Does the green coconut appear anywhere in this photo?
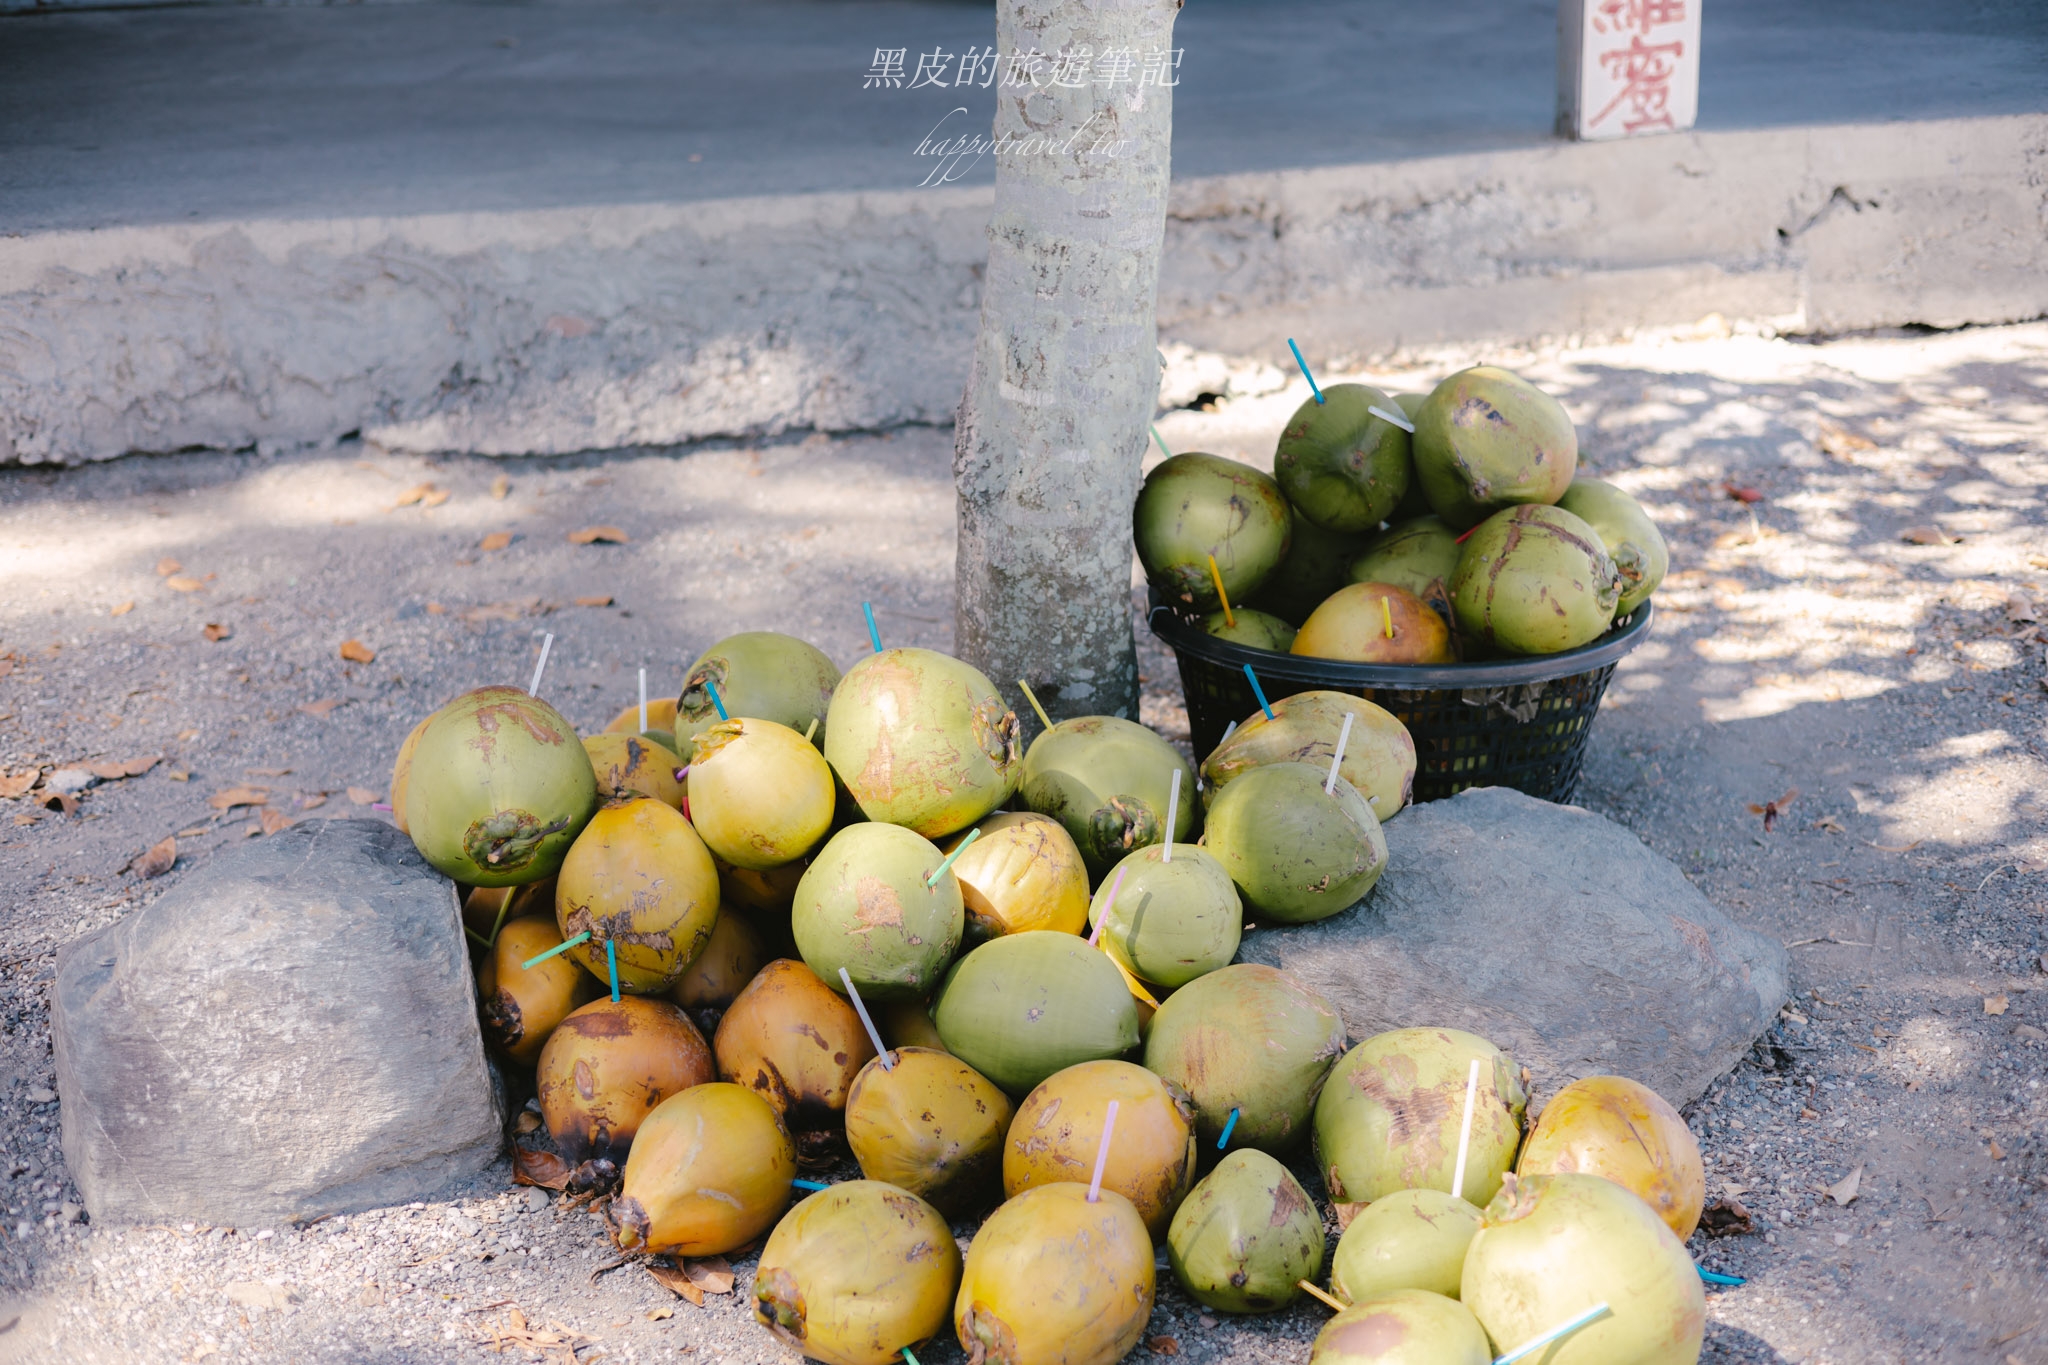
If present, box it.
[1555,477,1669,618]
[1331,1189,1484,1302]
[1411,367,1578,530]
[1314,1028,1528,1210]
[1346,516,1461,625]
[792,823,965,1002]
[824,648,1022,839]
[1135,451,1293,613]
[1247,516,1372,627]
[1385,394,1436,523]
[1142,963,1347,1154]
[754,1180,961,1365]
[1167,1149,1326,1314]
[1200,762,1386,923]
[675,631,841,760]
[1200,691,1416,823]
[1273,384,1414,535]
[1202,607,1298,653]
[1310,1290,1492,1365]
[1087,844,1242,990]
[404,685,600,887]
[1450,504,1620,656]
[931,931,1140,1096]
[1019,715,1200,880]
[1462,1173,1706,1365]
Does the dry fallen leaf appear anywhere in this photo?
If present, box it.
[1988,1137,2006,1160]
[1700,1198,1754,1237]
[1870,839,1923,853]
[2007,596,2040,624]
[425,601,447,615]
[646,1262,704,1307]
[164,576,204,593]
[298,793,327,811]
[1817,421,1877,459]
[1828,1165,1863,1206]
[684,1256,734,1296]
[133,836,178,879]
[390,483,439,509]
[339,639,376,664]
[421,488,451,508]
[512,1146,572,1190]
[202,623,232,643]
[1985,994,2009,1016]
[1813,815,1847,834]
[480,531,514,552]
[39,791,79,816]
[646,1307,673,1322]
[1148,1337,1181,1356]
[491,474,511,500]
[0,770,42,799]
[87,756,161,781]
[1901,526,1957,546]
[258,807,295,836]
[568,526,629,545]
[110,600,135,617]
[1722,481,1764,504]
[155,557,182,576]
[346,787,379,806]
[298,699,343,718]
[167,768,190,782]
[574,595,614,608]
[514,1110,542,1136]
[207,786,269,811]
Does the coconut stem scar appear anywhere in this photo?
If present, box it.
[1087,1100,1120,1203]
[705,679,729,722]
[862,601,883,653]
[1242,664,1276,721]
[1297,1281,1344,1312]
[1016,679,1055,732]
[523,931,590,969]
[1286,338,1324,405]
[1217,1107,1240,1150]
[928,827,979,887]
[839,968,893,1070]
[1207,554,1236,628]
[1324,712,1354,796]
[1492,1303,1611,1364]
[605,939,620,1002]
[527,632,555,698]
[1087,867,1128,948]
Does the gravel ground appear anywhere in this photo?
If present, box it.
[1,319,2044,1364]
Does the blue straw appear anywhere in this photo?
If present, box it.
[901,1351,920,1365]
[1217,1108,1240,1150]
[605,939,620,1002]
[1491,1303,1611,1365]
[705,679,729,721]
[1699,1269,1745,1287]
[863,602,883,653]
[522,931,589,969]
[1242,664,1275,721]
[791,1178,829,1191]
[1287,339,1324,405]
[1149,424,1171,458]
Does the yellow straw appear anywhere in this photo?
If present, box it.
[1207,555,1236,628]
[1381,596,1394,639]
[1298,1281,1346,1313]
[1016,679,1055,732]
[803,716,819,744]
[1102,947,1161,1008]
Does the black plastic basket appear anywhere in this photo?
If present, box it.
[1148,595,1654,805]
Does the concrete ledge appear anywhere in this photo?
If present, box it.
[3,112,2044,465]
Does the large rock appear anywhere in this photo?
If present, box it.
[53,818,503,1226]
[1237,788,1788,1107]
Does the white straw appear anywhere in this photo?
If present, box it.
[1220,719,1238,744]
[1491,1303,1612,1365]
[1163,768,1181,863]
[1451,1057,1481,1201]
[1368,404,1416,434]
[839,968,893,1071]
[638,667,648,734]
[1087,1100,1120,1203]
[527,633,554,697]
[1324,712,1355,795]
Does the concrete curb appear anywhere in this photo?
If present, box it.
[4,112,2043,465]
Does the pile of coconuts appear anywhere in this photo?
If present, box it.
[392,627,1712,1365]
[1135,366,1671,661]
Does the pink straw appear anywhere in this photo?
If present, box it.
[1086,868,1127,948]
[1087,1100,1120,1203]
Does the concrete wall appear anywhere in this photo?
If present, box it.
[2,112,2043,465]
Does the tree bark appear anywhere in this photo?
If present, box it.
[953,0,1181,734]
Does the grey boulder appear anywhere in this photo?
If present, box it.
[1237,787,1789,1107]
[53,818,503,1226]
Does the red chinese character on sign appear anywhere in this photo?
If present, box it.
[1592,0,1687,36]
[1590,35,1684,133]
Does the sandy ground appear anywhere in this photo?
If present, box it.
[0,319,2044,1365]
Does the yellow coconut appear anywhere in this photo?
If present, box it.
[609,1081,795,1255]
[713,958,877,1163]
[1199,690,1416,823]
[1293,582,1455,664]
[756,1181,962,1365]
[536,994,716,1163]
[554,796,720,993]
[667,910,765,1034]
[880,999,948,1052]
[955,1182,1155,1365]
[944,811,1091,942]
[1516,1075,1706,1240]
[846,1047,1014,1217]
[480,916,601,1066]
[606,697,679,736]
[1003,1060,1197,1242]
[462,876,556,943]
[689,717,836,870]
[583,731,686,807]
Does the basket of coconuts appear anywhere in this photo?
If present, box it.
[1138,366,1663,804]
